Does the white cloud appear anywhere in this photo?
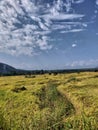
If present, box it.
[96,0,98,5]
[41,13,84,21]
[37,36,52,50]
[0,0,87,56]
[72,44,77,48]
[72,0,85,4]
[68,29,85,32]
[65,59,98,68]
[60,28,85,33]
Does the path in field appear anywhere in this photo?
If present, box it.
[57,85,83,116]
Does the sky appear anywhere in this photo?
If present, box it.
[0,0,98,70]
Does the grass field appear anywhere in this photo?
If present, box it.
[0,72,98,130]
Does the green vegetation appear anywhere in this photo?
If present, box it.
[0,72,98,129]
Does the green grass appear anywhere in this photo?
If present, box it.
[0,72,98,129]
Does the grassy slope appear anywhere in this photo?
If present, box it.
[0,72,98,130]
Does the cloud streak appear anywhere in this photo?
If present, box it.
[65,59,98,68]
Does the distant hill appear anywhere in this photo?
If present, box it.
[0,63,38,76]
[0,63,16,75]
[0,62,98,76]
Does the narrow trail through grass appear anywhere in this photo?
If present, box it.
[57,85,83,115]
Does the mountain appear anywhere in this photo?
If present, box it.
[0,62,98,76]
[0,63,16,75]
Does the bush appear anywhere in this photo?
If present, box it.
[25,75,36,78]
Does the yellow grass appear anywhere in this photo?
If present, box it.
[0,72,98,129]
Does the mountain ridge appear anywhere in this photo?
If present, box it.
[0,62,98,76]
[0,62,16,75]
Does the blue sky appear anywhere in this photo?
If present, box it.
[0,0,98,70]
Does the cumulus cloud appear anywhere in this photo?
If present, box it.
[0,0,87,56]
[72,44,77,48]
[96,0,98,5]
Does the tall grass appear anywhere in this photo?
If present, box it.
[0,73,98,129]
[0,111,10,130]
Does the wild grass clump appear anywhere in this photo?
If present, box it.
[25,75,36,78]
[11,86,27,93]
[64,113,98,130]
[66,77,80,83]
[93,75,98,78]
